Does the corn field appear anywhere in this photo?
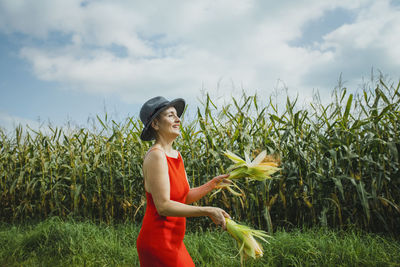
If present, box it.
[1,78,399,234]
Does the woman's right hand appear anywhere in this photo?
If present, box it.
[206,207,231,230]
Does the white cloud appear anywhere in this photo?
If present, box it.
[303,0,400,95]
[322,1,400,63]
[1,0,399,107]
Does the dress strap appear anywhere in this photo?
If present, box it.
[148,147,165,153]
[144,147,180,159]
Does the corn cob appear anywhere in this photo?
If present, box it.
[225,218,271,265]
[224,150,280,181]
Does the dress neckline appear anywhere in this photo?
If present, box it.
[165,152,180,160]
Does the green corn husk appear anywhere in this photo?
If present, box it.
[225,218,271,265]
[224,150,281,181]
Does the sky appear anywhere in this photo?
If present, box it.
[1,0,399,133]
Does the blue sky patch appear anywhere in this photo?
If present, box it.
[289,8,356,48]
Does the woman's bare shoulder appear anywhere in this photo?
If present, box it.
[143,148,166,167]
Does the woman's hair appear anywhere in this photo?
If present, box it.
[149,113,162,140]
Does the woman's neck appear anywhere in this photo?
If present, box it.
[154,138,175,155]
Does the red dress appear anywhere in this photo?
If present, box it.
[136,151,195,267]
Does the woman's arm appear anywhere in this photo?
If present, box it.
[144,150,230,228]
[185,174,229,204]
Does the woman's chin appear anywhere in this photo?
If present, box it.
[169,130,180,138]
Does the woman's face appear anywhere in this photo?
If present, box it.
[152,106,181,139]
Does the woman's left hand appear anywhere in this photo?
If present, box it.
[210,174,231,190]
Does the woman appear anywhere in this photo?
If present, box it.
[136,96,230,267]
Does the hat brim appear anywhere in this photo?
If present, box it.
[140,98,185,141]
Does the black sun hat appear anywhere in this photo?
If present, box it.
[139,96,185,141]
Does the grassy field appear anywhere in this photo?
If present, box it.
[1,77,399,266]
[1,217,399,267]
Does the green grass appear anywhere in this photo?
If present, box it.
[1,217,399,266]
